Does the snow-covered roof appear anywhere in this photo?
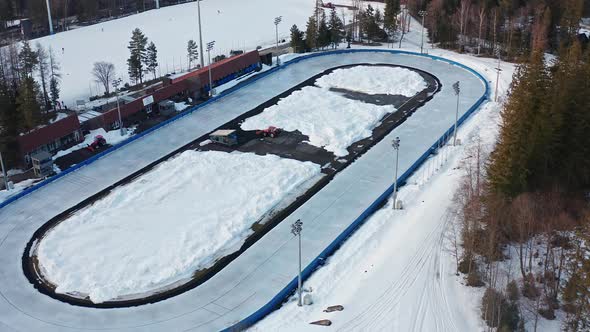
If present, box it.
[210,129,236,136]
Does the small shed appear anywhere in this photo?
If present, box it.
[158,100,176,116]
[31,151,53,178]
[210,129,238,146]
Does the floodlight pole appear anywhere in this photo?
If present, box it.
[419,11,427,54]
[392,137,400,209]
[207,41,215,97]
[0,151,9,191]
[274,16,282,66]
[197,0,205,68]
[291,219,303,307]
[112,78,125,136]
[453,81,461,146]
[494,48,502,103]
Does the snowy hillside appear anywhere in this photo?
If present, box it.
[30,0,315,106]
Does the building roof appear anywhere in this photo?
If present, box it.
[18,114,81,154]
[210,129,236,136]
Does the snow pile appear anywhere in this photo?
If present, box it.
[0,178,37,204]
[53,127,135,159]
[174,102,190,112]
[241,86,396,156]
[36,151,320,303]
[316,66,427,97]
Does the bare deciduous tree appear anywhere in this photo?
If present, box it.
[92,61,115,95]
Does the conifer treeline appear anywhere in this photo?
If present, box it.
[488,44,590,197]
[0,40,61,162]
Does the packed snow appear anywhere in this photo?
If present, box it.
[27,0,316,106]
[316,66,427,97]
[53,127,135,159]
[241,84,399,157]
[36,151,320,303]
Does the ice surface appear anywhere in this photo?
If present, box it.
[36,151,320,303]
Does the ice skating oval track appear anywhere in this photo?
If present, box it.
[0,50,488,332]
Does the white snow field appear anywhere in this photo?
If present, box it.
[316,65,427,96]
[29,0,316,106]
[36,151,320,303]
[0,50,487,331]
[241,85,398,156]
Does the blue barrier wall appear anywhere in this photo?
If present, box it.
[220,50,490,331]
[0,49,489,329]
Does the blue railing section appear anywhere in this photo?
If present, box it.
[220,50,490,331]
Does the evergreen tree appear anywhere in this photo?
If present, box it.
[384,0,400,36]
[35,43,50,111]
[16,77,42,131]
[19,40,38,78]
[318,11,331,49]
[146,41,158,80]
[290,25,305,53]
[487,51,552,196]
[305,15,319,50]
[187,39,199,69]
[127,28,148,84]
[48,47,61,110]
[328,8,345,48]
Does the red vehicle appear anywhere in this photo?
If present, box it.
[86,135,107,152]
[256,126,281,138]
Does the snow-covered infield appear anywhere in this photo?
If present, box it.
[315,65,427,97]
[35,151,321,303]
[241,66,426,157]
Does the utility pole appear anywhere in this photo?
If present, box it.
[494,47,502,103]
[155,0,159,9]
[0,151,9,191]
[197,0,205,68]
[45,0,54,35]
[453,81,461,146]
[392,137,400,210]
[291,219,303,307]
[112,78,126,136]
[274,16,282,66]
[207,41,215,97]
[419,10,427,54]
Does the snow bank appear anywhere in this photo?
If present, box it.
[241,86,396,156]
[36,151,320,303]
[316,66,427,97]
[0,178,37,204]
[53,127,135,159]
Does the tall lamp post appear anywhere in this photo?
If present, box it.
[112,77,125,136]
[274,16,282,66]
[291,219,303,307]
[419,10,428,54]
[392,137,400,210]
[206,41,215,97]
[453,81,461,146]
[197,0,205,68]
[45,0,54,35]
[0,151,9,191]
[494,47,502,103]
